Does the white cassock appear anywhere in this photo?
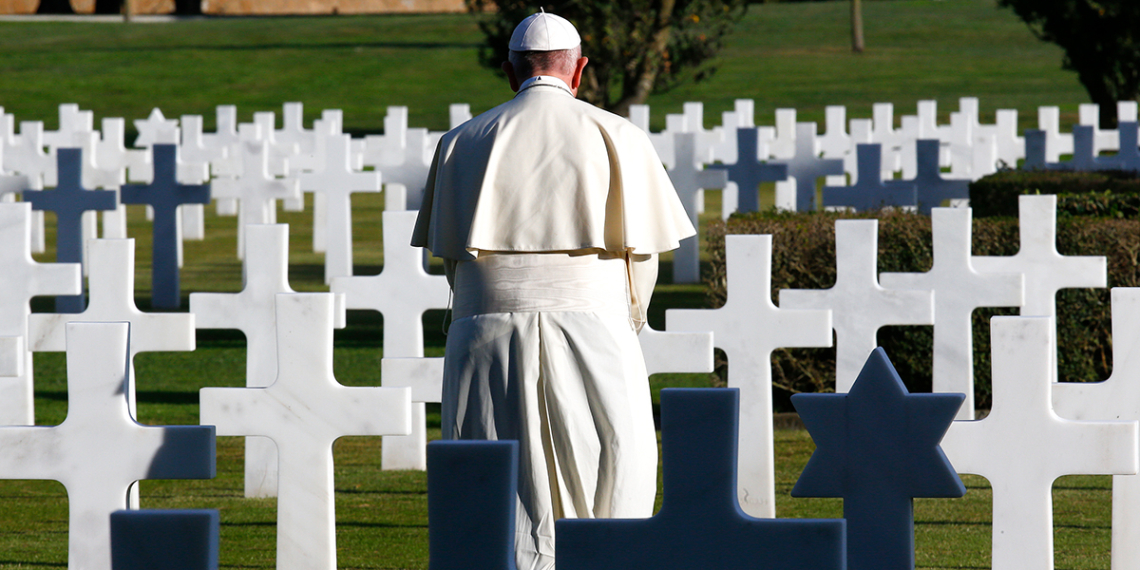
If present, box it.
[413,75,694,570]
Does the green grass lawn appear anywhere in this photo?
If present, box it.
[0,2,1119,568]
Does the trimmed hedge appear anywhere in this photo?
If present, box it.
[703,210,1140,413]
[969,170,1140,218]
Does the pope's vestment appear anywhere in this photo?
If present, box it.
[412,76,694,570]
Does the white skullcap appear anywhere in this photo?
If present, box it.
[508,10,581,52]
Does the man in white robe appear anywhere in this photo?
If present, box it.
[412,12,694,570]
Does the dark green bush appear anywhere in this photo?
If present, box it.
[704,210,1140,413]
[969,170,1140,218]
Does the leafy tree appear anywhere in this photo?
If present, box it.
[999,0,1139,125]
[465,0,747,116]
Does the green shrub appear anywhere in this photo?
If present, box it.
[704,210,1140,413]
[969,170,1140,218]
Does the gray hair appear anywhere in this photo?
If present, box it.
[508,45,582,79]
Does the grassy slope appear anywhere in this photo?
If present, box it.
[0,2,1114,569]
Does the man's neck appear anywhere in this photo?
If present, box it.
[518,75,574,96]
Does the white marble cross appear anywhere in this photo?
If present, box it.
[769,108,797,160]
[973,195,1106,380]
[0,203,81,424]
[667,132,728,284]
[379,128,433,211]
[1038,106,1073,163]
[28,238,196,412]
[300,133,381,283]
[0,320,215,570]
[818,105,851,163]
[6,121,57,188]
[204,105,243,217]
[179,114,228,241]
[1053,288,1140,570]
[200,293,411,570]
[941,316,1137,570]
[871,102,902,175]
[449,103,473,128]
[191,224,346,498]
[637,325,715,377]
[780,219,933,392]
[212,140,301,258]
[43,103,94,152]
[667,235,832,517]
[771,123,845,212]
[880,208,1023,419]
[379,356,444,470]
[331,211,450,470]
[1079,103,1118,154]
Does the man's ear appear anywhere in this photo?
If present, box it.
[502,61,521,93]
[570,57,589,93]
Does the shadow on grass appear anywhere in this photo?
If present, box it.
[0,561,66,568]
[84,41,482,53]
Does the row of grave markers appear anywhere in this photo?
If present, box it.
[1,187,1138,569]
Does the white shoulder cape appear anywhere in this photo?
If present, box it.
[412,85,695,260]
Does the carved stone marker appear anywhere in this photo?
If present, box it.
[941,316,1138,570]
[212,141,301,258]
[427,441,519,570]
[1053,288,1140,570]
[822,144,916,211]
[24,148,117,312]
[668,236,832,517]
[0,321,215,570]
[667,132,728,283]
[792,348,965,570]
[111,510,220,570]
[121,144,211,309]
[380,356,444,471]
[708,128,787,214]
[638,325,715,377]
[780,220,933,392]
[771,123,845,212]
[200,293,411,570]
[880,208,1023,419]
[557,388,846,570]
[909,139,970,215]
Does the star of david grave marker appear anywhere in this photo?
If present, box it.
[780,220,933,392]
[667,132,727,283]
[822,144,916,211]
[192,224,345,498]
[772,123,845,212]
[200,293,411,570]
[973,195,1106,381]
[708,128,787,214]
[121,144,211,309]
[668,235,832,517]
[1053,289,1140,570]
[941,316,1138,570]
[557,388,846,570]
[880,208,1023,419]
[24,148,117,313]
[0,203,80,424]
[0,321,215,570]
[792,348,965,570]
[332,211,449,470]
[134,108,179,148]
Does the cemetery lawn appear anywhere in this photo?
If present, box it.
[0,1,1111,567]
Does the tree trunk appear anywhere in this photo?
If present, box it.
[851,0,865,53]
[36,0,75,13]
[610,0,677,115]
[1076,62,1120,127]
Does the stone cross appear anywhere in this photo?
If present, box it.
[973,194,1106,381]
[427,441,519,570]
[821,144,916,211]
[871,102,902,175]
[1037,107,1073,163]
[299,133,381,284]
[940,316,1138,570]
[199,293,411,570]
[133,108,180,148]
[637,325,715,377]
[880,208,1023,419]
[0,321,215,570]
[43,103,94,151]
[771,123,845,212]
[179,114,228,241]
[111,509,220,570]
[203,105,242,217]
[92,118,148,240]
[28,238,197,412]
[0,203,81,425]
[1079,103,1118,154]
[908,139,970,215]
[380,356,444,471]
[1053,288,1140,570]
[379,128,433,211]
[769,108,797,159]
[191,224,345,498]
[708,128,787,214]
[24,148,117,313]
[780,220,933,393]
[557,389,846,570]
[792,348,965,570]
[667,132,728,284]
[6,121,56,189]
[120,144,211,309]
[1108,121,1140,173]
[331,211,449,470]
[818,105,851,162]
[667,235,832,517]
[212,140,301,258]
[449,103,473,128]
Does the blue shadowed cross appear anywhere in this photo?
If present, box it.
[24,148,117,313]
[709,128,788,213]
[111,510,220,570]
[427,440,519,570]
[910,140,969,215]
[557,388,846,570]
[120,144,210,309]
[822,144,916,212]
[791,347,965,570]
